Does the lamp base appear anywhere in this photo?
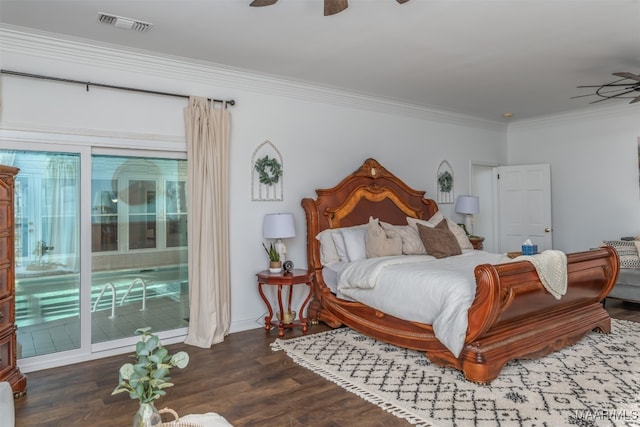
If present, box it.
[465,214,474,236]
[274,239,287,264]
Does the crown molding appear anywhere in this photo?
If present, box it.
[0,25,505,131]
[508,101,640,129]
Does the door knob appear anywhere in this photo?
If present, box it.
[545,227,552,232]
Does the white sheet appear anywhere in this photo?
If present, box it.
[322,262,349,294]
[337,251,510,357]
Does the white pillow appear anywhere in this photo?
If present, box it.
[316,228,340,265]
[331,232,349,262]
[316,223,368,265]
[341,227,368,262]
[407,213,474,251]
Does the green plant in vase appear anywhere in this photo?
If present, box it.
[112,327,189,427]
[263,242,282,272]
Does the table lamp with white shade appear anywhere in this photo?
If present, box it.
[263,213,296,266]
[455,195,479,236]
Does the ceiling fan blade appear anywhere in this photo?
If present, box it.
[250,0,278,6]
[588,88,638,104]
[396,0,411,3]
[631,94,640,104]
[325,0,348,16]
[612,72,640,81]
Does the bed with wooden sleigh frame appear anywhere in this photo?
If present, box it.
[301,158,619,383]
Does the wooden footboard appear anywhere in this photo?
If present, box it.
[302,159,619,383]
[443,246,618,382]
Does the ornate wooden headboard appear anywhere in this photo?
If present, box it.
[301,158,438,271]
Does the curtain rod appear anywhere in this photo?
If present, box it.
[0,69,236,107]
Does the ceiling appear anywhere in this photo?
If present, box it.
[1,0,639,122]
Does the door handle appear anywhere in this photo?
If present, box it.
[545,227,552,232]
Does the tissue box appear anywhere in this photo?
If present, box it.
[521,244,538,255]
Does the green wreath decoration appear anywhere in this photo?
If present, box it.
[438,171,453,193]
[254,155,283,186]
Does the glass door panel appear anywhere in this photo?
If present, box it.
[91,156,188,344]
[11,151,81,358]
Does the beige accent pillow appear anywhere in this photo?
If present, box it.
[366,217,403,258]
[380,222,427,255]
[407,212,473,251]
[416,221,462,259]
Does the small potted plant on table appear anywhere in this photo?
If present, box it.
[263,242,282,273]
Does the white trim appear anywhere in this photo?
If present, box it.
[0,24,505,131]
[80,145,93,354]
[0,128,185,152]
[507,102,640,128]
[18,321,262,373]
[18,329,188,373]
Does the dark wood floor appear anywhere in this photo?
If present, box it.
[13,299,640,427]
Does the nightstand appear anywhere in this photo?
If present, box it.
[469,235,484,250]
[256,269,314,337]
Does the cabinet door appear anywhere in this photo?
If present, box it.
[0,297,11,333]
[0,330,15,377]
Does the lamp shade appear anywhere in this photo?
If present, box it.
[455,195,479,215]
[263,213,296,239]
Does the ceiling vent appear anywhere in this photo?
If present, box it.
[97,12,153,32]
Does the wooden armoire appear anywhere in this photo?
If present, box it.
[0,165,26,397]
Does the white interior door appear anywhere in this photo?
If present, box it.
[496,164,552,253]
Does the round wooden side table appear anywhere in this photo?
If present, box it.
[256,269,314,337]
[469,235,485,250]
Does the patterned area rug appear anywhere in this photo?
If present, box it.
[271,319,640,427]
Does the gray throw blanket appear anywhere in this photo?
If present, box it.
[513,250,567,299]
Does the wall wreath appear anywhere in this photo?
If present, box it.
[436,160,454,204]
[254,155,282,186]
[251,140,284,201]
[437,171,453,193]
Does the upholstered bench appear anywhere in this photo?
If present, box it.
[601,239,640,304]
[607,269,640,303]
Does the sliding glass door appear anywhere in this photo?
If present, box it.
[90,156,189,345]
[3,148,189,362]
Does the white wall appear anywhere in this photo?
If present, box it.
[507,106,640,252]
[0,29,507,335]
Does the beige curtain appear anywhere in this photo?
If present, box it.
[184,96,231,348]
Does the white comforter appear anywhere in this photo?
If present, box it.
[337,251,510,357]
